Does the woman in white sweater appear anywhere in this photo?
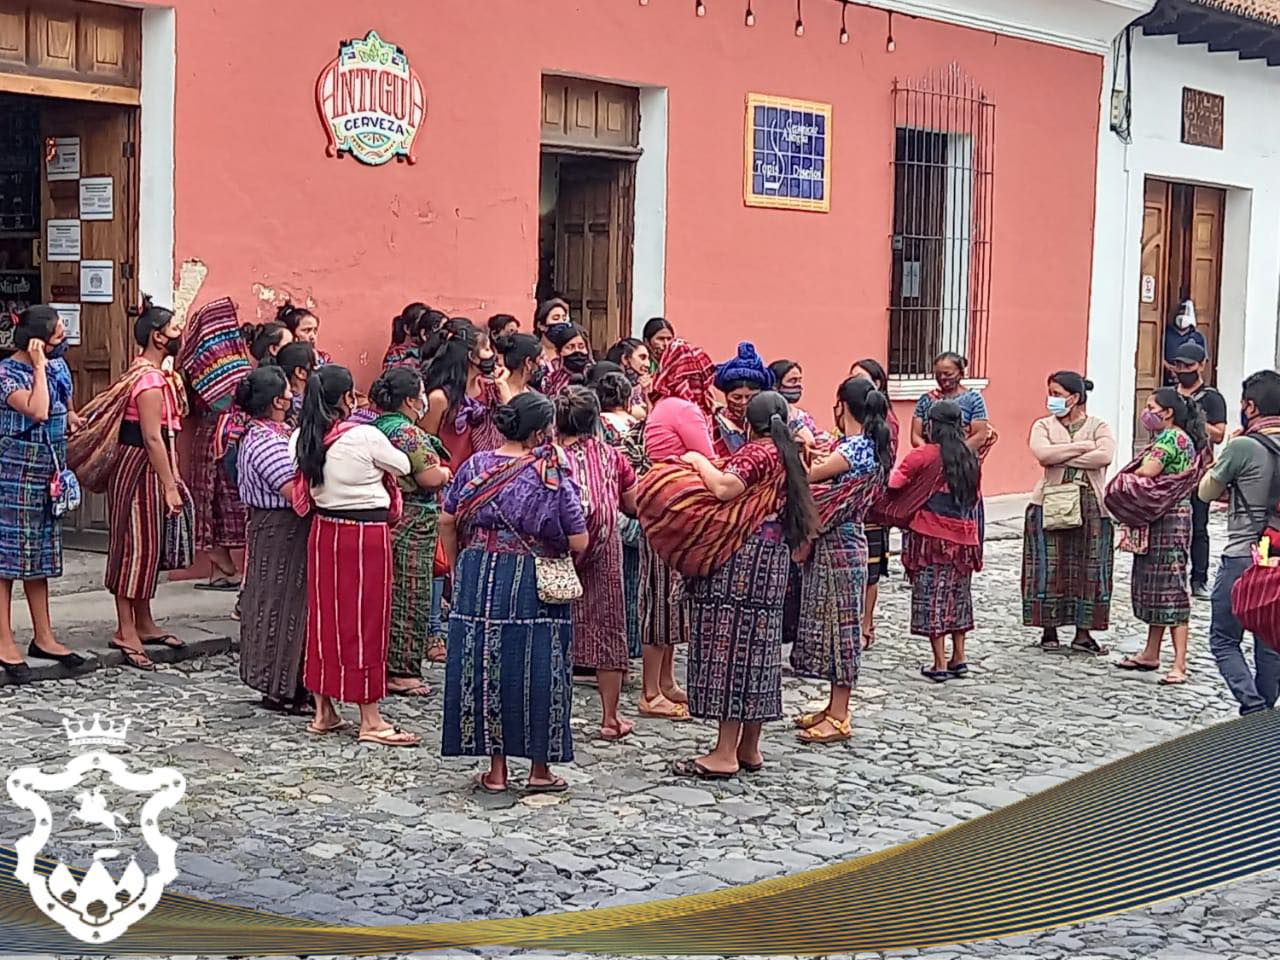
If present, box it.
[1021,371,1117,655]
[291,365,417,747]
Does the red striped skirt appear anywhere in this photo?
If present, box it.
[104,445,163,600]
[303,514,392,704]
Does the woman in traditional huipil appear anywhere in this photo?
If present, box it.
[712,343,774,456]
[540,323,594,398]
[642,317,675,377]
[1115,388,1207,685]
[494,333,543,398]
[889,400,982,682]
[0,306,88,681]
[533,299,571,370]
[292,364,418,746]
[639,339,718,720]
[557,386,638,740]
[596,370,645,659]
[1022,371,1116,655]
[275,341,316,425]
[791,378,893,744]
[277,302,330,365]
[372,366,452,697]
[383,302,431,370]
[440,392,588,793]
[676,391,819,778]
[849,358,899,649]
[234,366,309,713]
[421,320,503,463]
[105,299,189,670]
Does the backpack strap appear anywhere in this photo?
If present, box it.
[1242,432,1280,525]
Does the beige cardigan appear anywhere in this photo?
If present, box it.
[1028,415,1117,512]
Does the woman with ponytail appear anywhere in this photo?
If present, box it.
[233,366,309,714]
[290,365,418,746]
[676,391,819,778]
[791,378,892,744]
[241,321,292,365]
[540,323,593,397]
[421,320,504,462]
[276,302,328,364]
[383,302,431,369]
[887,400,982,682]
[849,358,899,649]
[1115,387,1207,685]
[371,366,452,697]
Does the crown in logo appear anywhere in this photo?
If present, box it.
[62,715,130,749]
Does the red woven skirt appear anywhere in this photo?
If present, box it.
[304,515,392,704]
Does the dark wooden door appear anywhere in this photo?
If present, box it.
[554,160,633,352]
[1135,178,1171,454]
[41,100,139,532]
[1189,185,1225,385]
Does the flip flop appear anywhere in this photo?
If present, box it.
[140,634,185,649]
[524,775,568,794]
[1116,658,1159,672]
[194,577,242,592]
[426,643,447,664]
[472,772,508,794]
[306,719,347,735]
[738,759,765,773]
[638,696,692,721]
[108,641,155,672]
[920,667,951,683]
[672,758,737,780]
[1159,673,1188,686]
[598,720,635,741]
[357,726,420,747]
[1070,639,1110,656]
[388,681,432,697]
[947,662,970,677]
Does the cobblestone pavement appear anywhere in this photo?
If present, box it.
[1,519,1274,960]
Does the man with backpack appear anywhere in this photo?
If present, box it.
[1197,369,1280,714]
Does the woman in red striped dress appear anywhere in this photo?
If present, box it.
[292,365,418,747]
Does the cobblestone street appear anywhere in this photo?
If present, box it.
[1,521,1274,960]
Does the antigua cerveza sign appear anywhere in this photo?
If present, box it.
[315,30,425,166]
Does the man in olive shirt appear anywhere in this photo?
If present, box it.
[1173,343,1227,599]
[1197,369,1280,715]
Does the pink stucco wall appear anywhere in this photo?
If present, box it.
[151,0,1102,495]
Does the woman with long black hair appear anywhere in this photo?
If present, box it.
[888,400,982,682]
[533,299,571,368]
[540,323,593,397]
[642,317,675,376]
[234,366,309,713]
[494,333,543,398]
[1116,387,1208,685]
[277,302,329,364]
[241,321,292,365]
[420,320,503,461]
[291,364,417,746]
[792,378,893,744]
[849,358,900,650]
[383,302,431,369]
[676,391,820,778]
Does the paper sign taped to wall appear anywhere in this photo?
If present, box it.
[50,303,81,345]
[79,177,114,221]
[80,261,114,303]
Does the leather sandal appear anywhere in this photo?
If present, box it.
[797,715,853,744]
[637,695,691,721]
[793,710,828,730]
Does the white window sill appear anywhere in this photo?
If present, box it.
[887,377,990,402]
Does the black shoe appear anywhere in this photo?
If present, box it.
[1191,583,1211,601]
[26,641,88,670]
[1,659,32,684]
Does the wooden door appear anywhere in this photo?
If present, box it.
[554,160,634,351]
[41,100,139,532]
[1135,178,1171,453]
[1189,185,1225,385]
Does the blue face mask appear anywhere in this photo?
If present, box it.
[47,341,69,361]
[1046,396,1069,418]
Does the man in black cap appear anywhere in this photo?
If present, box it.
[1173,342,1227,599]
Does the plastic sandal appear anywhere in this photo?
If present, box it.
[357,726,420,747]
[672,758,737,780]
[793,710,828,730]
[638,696,692,721]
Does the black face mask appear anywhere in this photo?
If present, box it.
[1176,371,1200,388]
[477,356,497,376]
[164,335,182,357]
[563,352,591,374]
[528,365,546,390]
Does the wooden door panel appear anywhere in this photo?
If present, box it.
[555,164,627,352]
[0,2,26,67]
[41,101,138,532]
[1135,178,1170,452]
[1190,186,1225,383]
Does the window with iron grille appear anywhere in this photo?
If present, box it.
[887,65,995,381]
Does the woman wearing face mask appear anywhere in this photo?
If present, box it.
[713,343,774,456]
[372,366,452,698]
[769,359,823,447]
[1115,389,1208,686]
[104,298,190,670]
[643,317,675,376]
[850,358,900,651]
[275,341,316,424]
[234,366,309,714]
[594,370,645,660]
[292,364,418,746]
[533,299,571,367]
[911,352,992,453]
[440,391,589,793]
[495,333,543,398]
[676,392,820,778]
[0,306,88,682]
[1023,372,1116,655]
[383,302,431,370]
[541,323,593,397]
[606,337,652,411]
[421,320,503,462]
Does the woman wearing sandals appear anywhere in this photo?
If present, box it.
[556,386,639,741]
[888,401,982,683]
[439,392,588,793]
[676,392,819,779]
[792,378,893,745]
[292,365,419,747]
[104,300,189,670]
[371,366,452,698]
[233,367,310,713]
[849,359,899,651]
[1115,389,1208,686]
[1022,372,1116,657]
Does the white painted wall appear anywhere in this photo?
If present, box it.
[1088,31,1280,457]
[138,6,176,306]
[632,87,668,333]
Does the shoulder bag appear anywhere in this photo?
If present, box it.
[1039,419,1100,532]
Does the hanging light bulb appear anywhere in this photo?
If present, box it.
[696,0,706,16]
[886,10,896,51]
[839,1,849,43]
[794,0,805,36]
[744,0,755,26]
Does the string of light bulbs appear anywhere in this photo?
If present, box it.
[641,0,903,51]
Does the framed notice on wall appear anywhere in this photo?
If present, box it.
[744,93,832,213]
